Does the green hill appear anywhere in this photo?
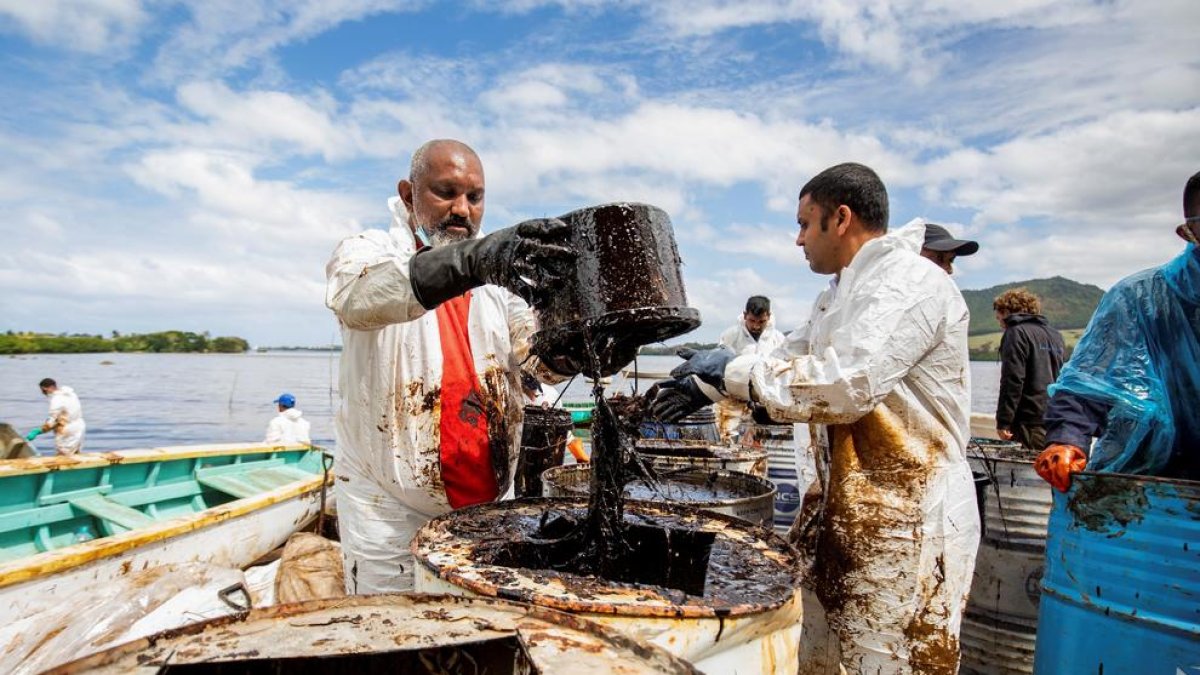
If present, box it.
[962,276,1104,336]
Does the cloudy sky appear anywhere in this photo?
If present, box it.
[0,0,1197,347]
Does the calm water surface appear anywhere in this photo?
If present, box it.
[0,352,1001,453]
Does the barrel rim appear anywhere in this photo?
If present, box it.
[541,465,777,508]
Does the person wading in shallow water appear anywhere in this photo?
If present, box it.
[325,139,574,594]
[651,163,980,674]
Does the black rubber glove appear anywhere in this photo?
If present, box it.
[648,346,735,421]
[409,218,575,309]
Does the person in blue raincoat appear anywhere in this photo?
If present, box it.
[1037,171,1200,491]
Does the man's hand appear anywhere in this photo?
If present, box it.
[1035,444,1087,492]
[409,217,576,309]
[997,428,1014,441]
[648,346,735,421]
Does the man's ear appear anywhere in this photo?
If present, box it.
[398,179,414,209]
[835,204,853,235]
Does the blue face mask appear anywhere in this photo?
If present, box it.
[414,227,433,247]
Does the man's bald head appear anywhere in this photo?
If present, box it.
[399,139,486,246]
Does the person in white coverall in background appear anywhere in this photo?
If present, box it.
[325,139,573,594]
[715,295,787,440]
[651,163,980,674]
[25,378,86,455]
[264,393,311,445]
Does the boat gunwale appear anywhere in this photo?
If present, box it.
[0,443,318,478]
[0,447,330,589]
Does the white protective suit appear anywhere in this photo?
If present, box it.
[716,316,787,439]
[44,386,85,455]
[264,408,311,445]
[723,222,980,674]
[325,197,540,594]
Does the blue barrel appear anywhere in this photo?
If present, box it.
[1034,472,1200,673]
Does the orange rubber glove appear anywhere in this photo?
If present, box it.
[567,436,589,463]
[1035,444,1087,492]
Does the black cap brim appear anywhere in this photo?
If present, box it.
[924,239,979,255]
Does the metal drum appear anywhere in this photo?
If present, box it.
[515,406,572,498]
[961,439,1051,675]
[741,424,805,536]
[639,407,720,443]
[542,464,776,527]
[413,499,804,674]
[48,594,699,674]
[634,440,768,478]
[1034,472,1200,674]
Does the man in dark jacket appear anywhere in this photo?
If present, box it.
[993,289,1066,450]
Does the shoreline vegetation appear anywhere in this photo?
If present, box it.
[1,331,249,355]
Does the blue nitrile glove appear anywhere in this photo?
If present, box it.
[25,428,43,442]
[649,346,735,422]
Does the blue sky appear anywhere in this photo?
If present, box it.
[1,0,1197,347]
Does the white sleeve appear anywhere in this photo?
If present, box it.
[265,417,284,444]
[325,230,428,330]
[725,273,951,425]
[505,290,567,384]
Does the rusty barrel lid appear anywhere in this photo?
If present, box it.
[45,593,699,675]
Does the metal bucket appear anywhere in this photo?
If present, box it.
[639,407,720,443]
[961,439,1050,675]
[47,593,699,674]
[635,440,768,478]
[1034,472,1200,674]
[542,464,776,527]
[515,406,572,498]
[412,498,804,674]
[529,203,701,377]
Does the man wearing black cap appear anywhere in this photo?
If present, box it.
[921,223,979,275]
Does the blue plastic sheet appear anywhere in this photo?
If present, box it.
[1049,245,1200,476]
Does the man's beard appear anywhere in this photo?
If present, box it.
[748,328,763,340]
[421,214,478,247]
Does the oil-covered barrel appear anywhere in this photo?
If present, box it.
[961,439,1052,675]
[530,203,700,377]
[639,407,720,443]
[514,406,572,498]
[635,440,768,478]
[1033,471,1200,673]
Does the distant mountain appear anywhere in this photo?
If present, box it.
[962,276,1105,336]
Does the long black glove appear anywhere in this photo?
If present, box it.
[409,218,575,309]
[649,346,735,422]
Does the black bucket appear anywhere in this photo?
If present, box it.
[530,203,700,377]
[972,470,992,529]
[515,406,573,498]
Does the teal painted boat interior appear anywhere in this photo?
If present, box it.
[563,402,594,426]
[1033,471,1200,673]
[0,448,325,564]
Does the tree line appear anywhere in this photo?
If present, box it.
[0,331,249,354]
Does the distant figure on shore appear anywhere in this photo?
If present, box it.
[920,223,979,275]
[265,393,311,446]
[716,296,786,439]
[1037,170,1200,491]
[25,378,86,455]
[993,289,1066,450]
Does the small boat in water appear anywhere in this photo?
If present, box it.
[563,401,595,426]
[0,443,330,626]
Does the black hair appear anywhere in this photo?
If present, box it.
[799,162,889,233]
[1185,171,1200,218]
[39,378,55,389]
[745,296,771,316]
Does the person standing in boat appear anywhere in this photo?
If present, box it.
[714,295,786,440]
[25,378,86,455]
[325,139,574,594]
[992,289,1065,450]
[650,163,979,674]
[264,393,312,446]
[1037,170,1200,491]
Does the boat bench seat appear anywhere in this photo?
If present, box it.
[69,494,157,531]
[196,466,314,500]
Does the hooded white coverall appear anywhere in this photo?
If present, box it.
[264,408,311,445]
[325,198,539,594]
[45,386,85,455]
[716,316,787,440]
[723,222,979,674]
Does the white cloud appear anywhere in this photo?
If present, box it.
[0,0,147,53]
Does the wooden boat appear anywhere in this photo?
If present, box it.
[0,443,330,626]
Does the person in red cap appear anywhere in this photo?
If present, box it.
[920,223,979,275]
